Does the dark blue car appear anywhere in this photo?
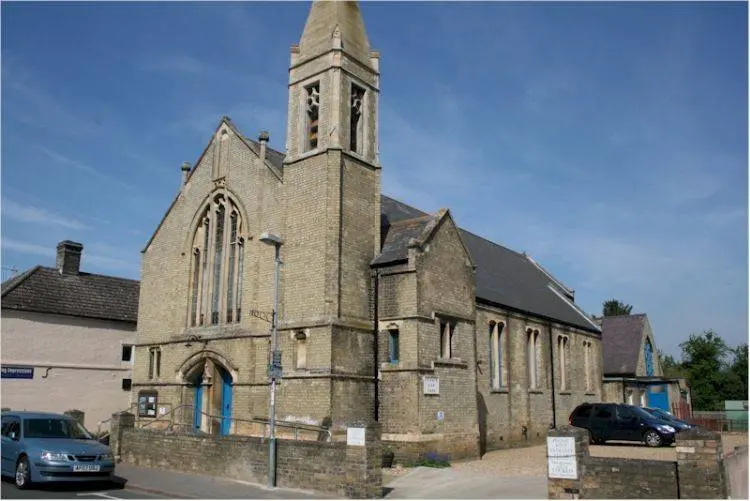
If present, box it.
[1,411,115,489]
[569,402,679,447]
[643,407,696,432]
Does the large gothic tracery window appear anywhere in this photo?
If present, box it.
[189,194,244,327]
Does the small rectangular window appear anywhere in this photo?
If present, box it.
[350,83,365,153]
[121,345,133,362]
[148,347,161,380]
[439,320,454,359]
[388,329,400,364]
[305,82,320,151]
[122,378,132,391]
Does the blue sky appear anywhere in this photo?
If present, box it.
[2,1,747,357]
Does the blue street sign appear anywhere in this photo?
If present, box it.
[1,366,34,379]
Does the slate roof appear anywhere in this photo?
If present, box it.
[378,196,600,333]
[1,266,140,323]
[600,314,647,375]
[243,137,285,172]
[373,215,431,266]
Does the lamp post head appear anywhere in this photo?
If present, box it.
[259,232,283,247]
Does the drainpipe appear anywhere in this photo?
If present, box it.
[372,268,380,421]
[548,322,557,428]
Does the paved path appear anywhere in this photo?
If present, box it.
[114,464,329,499]
[384,467,546,499]
[1,465,331,500]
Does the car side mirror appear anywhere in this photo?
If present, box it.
[9,431,18,441]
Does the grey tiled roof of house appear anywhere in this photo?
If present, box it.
[372,215,431,265]
[243,137,286,171]
[600,314,646,375]
[378,196,600,333]
[1,266,140,323]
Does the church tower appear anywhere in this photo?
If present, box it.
[280,0,381,426]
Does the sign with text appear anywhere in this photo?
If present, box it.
[547,436,577,479]
[1,366,34,379]
[423,376,439,395]
[346,427,366,447]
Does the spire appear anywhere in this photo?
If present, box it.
[298,0,371,65]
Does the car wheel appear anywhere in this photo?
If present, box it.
[15,456,31,490]
[644,430,663,448]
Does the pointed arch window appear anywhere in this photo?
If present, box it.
[489,321,505,390]
[188,194,244,327]
[644,339,654,376]
[350,83,366,154]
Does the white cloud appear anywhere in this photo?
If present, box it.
[36,146,136,191]
[1,239,55,258]
[1,238,139,275]
[2,199,89,230]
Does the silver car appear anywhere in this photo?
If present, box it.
[1,411,115,489]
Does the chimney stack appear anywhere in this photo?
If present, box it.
[181,162,191,186]
[258,131,269,163]
[56,240,83,275]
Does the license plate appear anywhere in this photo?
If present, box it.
[73,464,101,472]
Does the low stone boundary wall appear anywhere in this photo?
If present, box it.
[110,412,382,499]
[583,457,678,498]
[547,425,729,499]
[724,445,748,499]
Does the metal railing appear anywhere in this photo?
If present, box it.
[130,404,332,441]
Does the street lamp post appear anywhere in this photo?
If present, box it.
[260,232,283,488]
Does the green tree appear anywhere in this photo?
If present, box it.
[724,343,749,401]
[602,299,633,317]
[658,349,686,378]
[679,330,730,411]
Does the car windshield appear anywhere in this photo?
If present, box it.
[649,409,670,419]
[23,418,92,439]
[632,407,662,420]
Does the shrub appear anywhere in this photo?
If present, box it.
[413,451,450,468]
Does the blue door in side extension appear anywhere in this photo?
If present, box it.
[648,384,669,411]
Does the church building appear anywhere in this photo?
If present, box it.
[131,0,603,460]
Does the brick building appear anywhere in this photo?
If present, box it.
[131,0,603,459]
[600,313,692,418]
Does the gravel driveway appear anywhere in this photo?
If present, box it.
[449,433,749,477]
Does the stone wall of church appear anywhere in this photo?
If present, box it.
[377,215,481,460]
[137,125,283,349]
[475,304,603,452]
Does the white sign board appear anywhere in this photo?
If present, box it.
[547,437,577,479]
[423,376,440,395]
[346,427,366,447]
[437,411,445,421]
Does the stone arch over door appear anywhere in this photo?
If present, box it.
[178,351,238,435]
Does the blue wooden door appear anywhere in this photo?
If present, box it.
[193,382,203,430]
[648,385,669,411]
[219,367,233,435]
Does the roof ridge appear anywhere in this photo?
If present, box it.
[36,266,140,283]
[388,214,432,226]
[1,265,41,298]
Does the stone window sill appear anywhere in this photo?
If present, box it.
[435,358,468,368]
[490,388,509,394]
[558,391,572,395]
[585,392,597,396]
[529,389,545,394]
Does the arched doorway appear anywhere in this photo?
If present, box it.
[187,359,233,435]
